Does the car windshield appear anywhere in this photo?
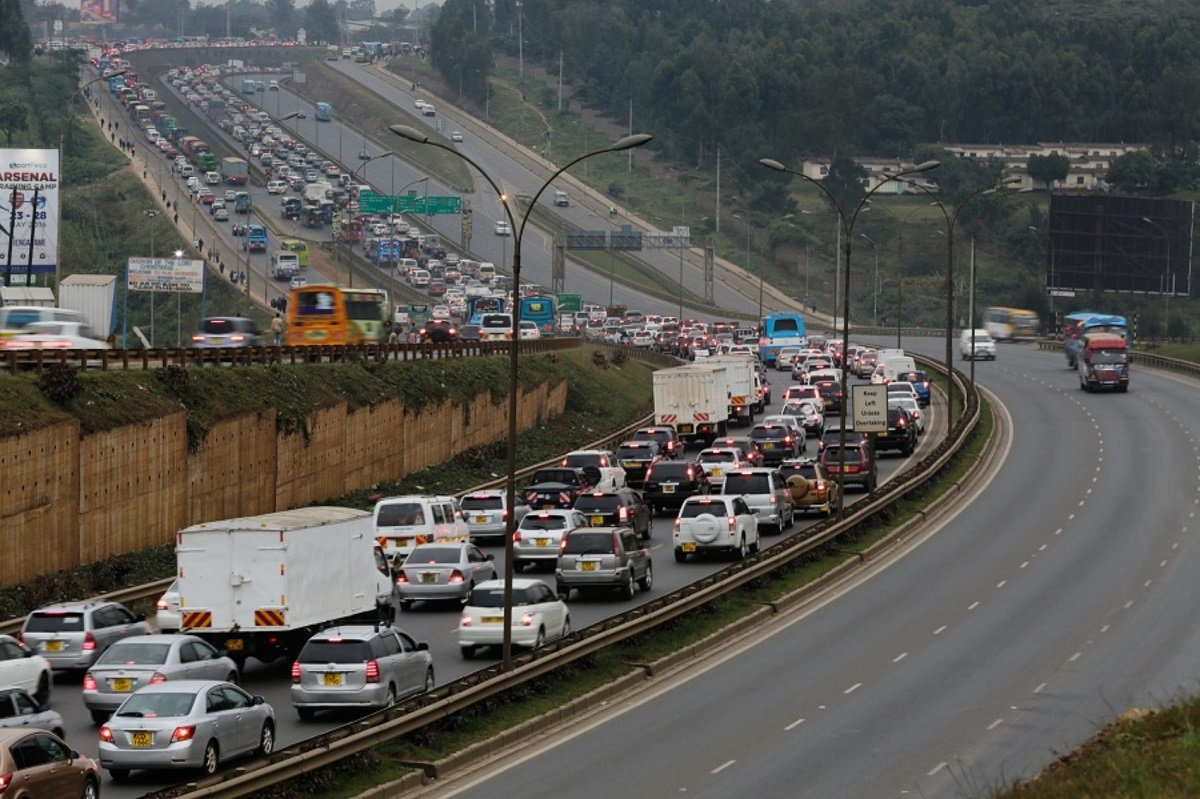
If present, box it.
[679,500,729,518]
[376,502,423,526]
[460,496,502,511]
[116,692,195,718]
[723,473,771,494]
[24,612,84,632]
[561,531,616,555]
[404,547,461,565]
[574,495,620,512]
[520,515,568,530]
[97,643,170,666]
[1091,349,1126,364]
[298,640,371,663]
[699,450,739,463]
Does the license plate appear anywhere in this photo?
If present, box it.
[841,466,853,473]
[45,641,62,653]
[581,561,597,571]
[681,542,696,552]
[323,672,343,686]
[113,678,132,692]
[663,485,676,493]
[481,616,503,624]
[679,424,694,433]
[591,516,604,525]
[622,461,637,468]
[711,469,722,477]
[762,442,776,449]
[535,538,549,547]
[420,572,437,583]
[225,638,244,651]
[132,732,153,748]
[544,503,556,509]
[475,515,488,523]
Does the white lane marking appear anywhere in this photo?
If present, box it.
[712,760,735,774]
[894,652,908,663]
[1100,625,1109,633]
[1069,652,1081,662]
[1020,561,1029,569]
[1055,528,1063,535]
[785,718,805,731]
[845,683,862,694]
[996,580,1007,589]
[933,625,947,635]
[1161,560,1169,568]
[988,719,1003,730]
[968,601,979,610]
[1039,544,1048,551]
[1145,580,1153,588]
[1125,601,1134,609]
[1034,682,1047,693]
[928,762,948,776]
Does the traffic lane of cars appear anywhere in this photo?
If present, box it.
[45,379,933,797]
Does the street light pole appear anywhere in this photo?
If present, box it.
[1028,225,1057,335]
[759,157,940,520]
[1141,216,1171,338]
[391,124,652,669]
[860,232,878,326]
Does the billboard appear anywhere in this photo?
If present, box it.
[0,149,60,276]
[1047,195,1194,297]
[80,0,118,24]
[126,258,205,293]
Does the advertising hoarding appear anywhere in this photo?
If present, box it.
[80,0,118,24]
[126,258,205,293]
[0,149,60,276]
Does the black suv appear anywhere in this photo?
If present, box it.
[813,379,843,415]
[818,425,868,454]
[819,441,878,493]
[630,426,683,460]
[643,460,711,513]
[748,423,802,464]
[419,319,457,343]
[614,440,662,488]
[711,436,764,468]
[523,467,596,509]
[572,489,652,540]
[875,407,917,456]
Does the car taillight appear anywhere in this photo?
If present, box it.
[396,571,408,584]
[449,569,465,584]
[673,518,681,532]
[520,613,535,627]
[171,725,196,743]
[460,614,472,627]
[83,673,97,691]
[618,506,629,522]
[644,467,653,480]
[156,598,169,611]
[150,672,168,684]
[897,418,906,428]
[365,660,380,682]
[513,530,523,543]
[727,516,737,533]
[82,631,96,651]
[291,662,301,683]
[98,727,114,743]
[784,436,793,444]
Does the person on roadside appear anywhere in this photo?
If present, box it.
[270,313,285,346]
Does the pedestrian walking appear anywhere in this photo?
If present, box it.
[270,313,284,346]
[173,212,178,224]
[219,261,225,275]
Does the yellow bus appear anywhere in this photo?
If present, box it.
[982,307,1041,341]
[286,285,389,346]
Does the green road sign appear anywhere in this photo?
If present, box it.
[359,191,462,215]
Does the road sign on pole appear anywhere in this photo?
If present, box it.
[358,191,462,215]
[852,384,888,432]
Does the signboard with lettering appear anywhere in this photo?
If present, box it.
[0,149,60,275]
[852,384,887,433]
[126,258,205,293]
[359,191,461,215]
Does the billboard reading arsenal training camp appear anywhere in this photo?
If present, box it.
[80,0,118,24]
[0,149,60,277]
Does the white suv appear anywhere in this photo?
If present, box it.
[960,329,997,360]
[673,495,759,562]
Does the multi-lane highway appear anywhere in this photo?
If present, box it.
[417,340,1200,798]
[43,370,940,797]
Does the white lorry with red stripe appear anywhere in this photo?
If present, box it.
[175,507,398,670]
[653,363,730,446]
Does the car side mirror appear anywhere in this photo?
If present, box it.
[252,695,266,705]
[136,613,146,621]
[416,642,429,651]
[485,554,495,562]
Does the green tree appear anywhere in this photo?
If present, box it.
[0,0,33,62]
[822,153,867,219]
[1026,153,1069,189]
[347,0,374,21]
[1106,150,1157,192]
[263,0,295,36]
[304,0,340,44]
[0,102,28,145]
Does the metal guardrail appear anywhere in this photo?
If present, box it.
[143,353,982,799]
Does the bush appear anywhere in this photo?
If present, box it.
[36,363,83,404]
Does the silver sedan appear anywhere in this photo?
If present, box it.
[397,543,497,609]
[98,680,274,781]
[0,686,64,736]
[83,635,239,724]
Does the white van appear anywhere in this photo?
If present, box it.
[476,262,496,282]
[960,329,997,360]
[266,180,287,194]
[205,171,221,185]
[0,306,84,337]
[880,355,917,383]
[396,257,418,277]
[372,495,469,560]
[409,269,431,288]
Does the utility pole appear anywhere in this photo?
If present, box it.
[557,50,563,112]
[715,148,721,233]
[627,99,633,173]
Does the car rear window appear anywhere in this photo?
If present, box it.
[24,612,84,632]
[823,447,862,464]
[404,547,460,565]
[616,445,651,459]
[750,427,788,441]
[679,499,729,518]
[115,692,195,718]
[574,495,620,513]
[521,515,568,530]
[563,453,602,468]
[460,496,502,511]
[699,450,738,463]
[375,502,424,526]
[561,531,616,555]
[723,473,771,494]
[96,643,170,666]
[200,318,246,334]
[649,462,692,478]
[299,640,372,663]
[468,587,506,608]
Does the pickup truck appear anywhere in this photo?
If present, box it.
[522,467,597,510]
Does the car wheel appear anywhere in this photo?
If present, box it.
[534,627,545,648]
[622,572,636,601]
[201,740,220,775]
[399,599,413,612]
[460,645,476,659]
[226,671,239,686]
[34,672,50,704]
[513,559,525,573]
[674,548,687,563]
[108,768,130,782]
[424,669,435,692]
[297,707,316,721]
[637,562,653,591]
[561,615,571,638]
[749,535,760,554]
[736,537,748,560]
[82,777,100,799]
[257,722,274,756]
[556,583,569,601]
[90,709,109,725]
[785,507,795,529]
[385,685,397,707]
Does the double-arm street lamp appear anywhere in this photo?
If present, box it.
[391,123,652,668]
[759,157,940,520]
[910,176,1019,436]
[1140,216,1173,337]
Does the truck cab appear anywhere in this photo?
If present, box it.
[1078,332,1129,392]
[270,251,300,280]
[245,224,268,252]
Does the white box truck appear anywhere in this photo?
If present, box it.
[269,250,300,280]
[58,274,118,337]
[705,354,758,425]
[653,363,730,445]
[175,507,398,668]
